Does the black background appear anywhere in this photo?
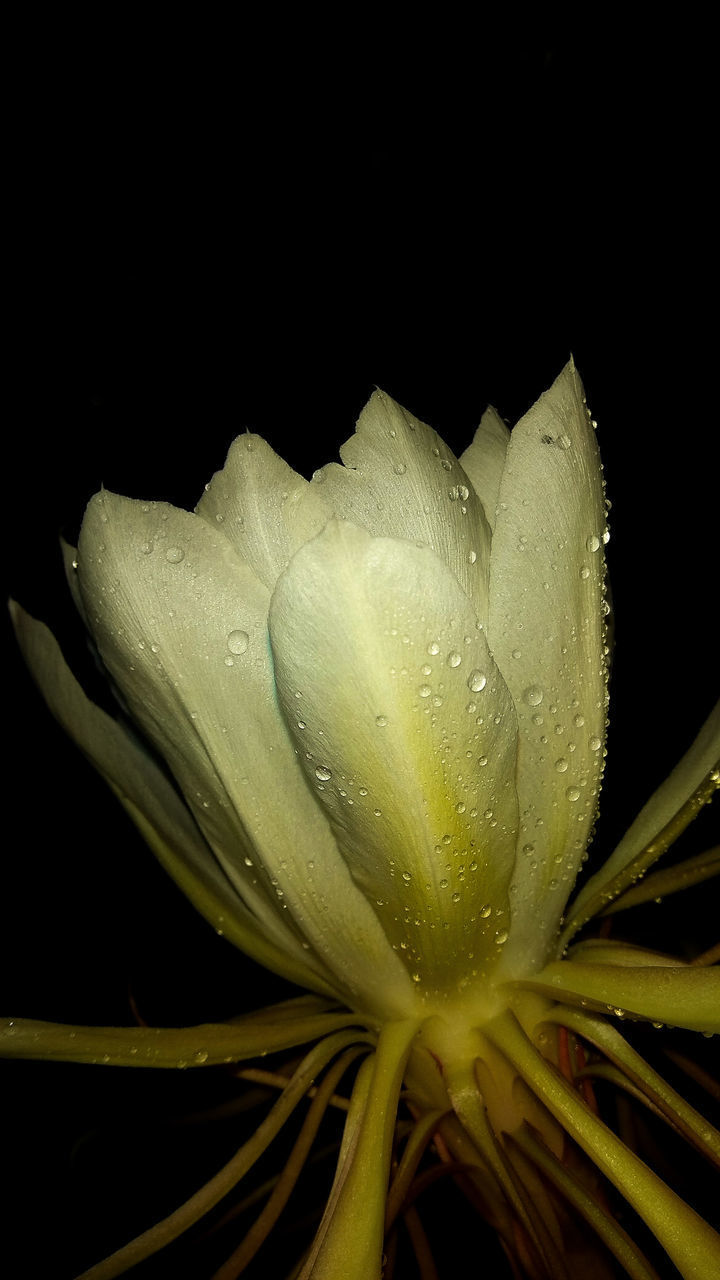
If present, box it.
[3,18,719,1279]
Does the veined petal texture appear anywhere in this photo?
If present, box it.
[459,405,511,532]
[310,390,493,625]
[195,432,329,589]
[269,519,519,1001]
[487,362,609,974]
[77,492,414,1018]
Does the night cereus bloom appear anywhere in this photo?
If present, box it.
[5,363,720,1280]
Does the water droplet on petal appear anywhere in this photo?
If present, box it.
[586,534,601,553]
[165,546,185,563]
[447,651,462,668]
[524,685,544,707]
[375,714,388,727]
[555,758,569,773]
[227,629,249,655]
[467,670,487,692]
[315,765,332,782]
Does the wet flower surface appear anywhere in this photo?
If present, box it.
[4,364,719,1279]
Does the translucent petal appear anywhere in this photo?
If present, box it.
[76,493,413,1017]
[487,361,608,974]
[459,405,510,531]
[195,432,329,588]
[311,390,492,623]
[269,518,519,1000]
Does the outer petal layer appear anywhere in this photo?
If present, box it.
[564,699,720,939]
[487,362,609,974]
[9,601,328,992]
[310,390,493,623]
[77,493,414,1017]
[269,519,519,1001]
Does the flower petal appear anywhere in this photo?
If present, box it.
[563,699,720,941]
[487,362,609,973]
[9,600,332,993]
[77,493,413,1017]
[459,405,510,531]
[300,1019,418,1280]
[311,390,493,623]
[268,519,519,999]
[511,960,720,1033]
[195,433,329,589]
[0,1006,363,1067]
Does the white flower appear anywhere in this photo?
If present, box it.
[6,363,719,1280]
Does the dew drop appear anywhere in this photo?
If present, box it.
[227,629,249,655]
[447,651,462,668]
[315,765,332,782]
[165,546,185,563]
[565,786,581,802]
[524,685,544,707]
[480,904,492,918]
[418,684,432,698]
[589,735,602,752]
[554,758,569,773]
[579,565,590,580]
[467,670,487,692]
[427,641,440,656]
[393,462,407,475]
[375,714,388,727]
[586,534,601,553]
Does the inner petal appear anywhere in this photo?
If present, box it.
[269,519,519,1002]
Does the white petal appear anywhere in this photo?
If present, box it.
[487,362,609,974]
[311,390,493,623]
[459,406,510,531]
[9,600,333,993]
[269,519,519,1000]
[77,493,413,1017]
[195,433,330,589]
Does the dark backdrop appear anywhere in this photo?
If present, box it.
[3,21,718,1279]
